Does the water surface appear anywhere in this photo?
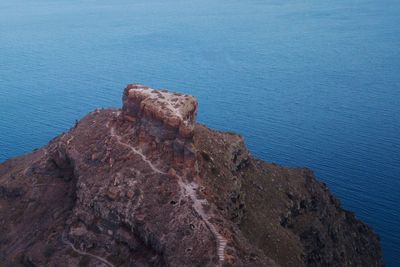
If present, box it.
[0,0,399,265]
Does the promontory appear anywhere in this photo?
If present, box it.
[0,84,383,266]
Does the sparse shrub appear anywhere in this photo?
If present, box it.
[43,244,55,258]
[78,255,90,267]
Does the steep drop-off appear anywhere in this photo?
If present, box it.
[0,85,383,266]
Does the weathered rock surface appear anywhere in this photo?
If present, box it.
[0,84,383,267]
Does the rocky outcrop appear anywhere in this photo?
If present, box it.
[122,84,197,138]
[122,84,198,172]
[0,84,383,267]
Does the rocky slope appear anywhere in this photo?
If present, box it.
[0,84,383,267]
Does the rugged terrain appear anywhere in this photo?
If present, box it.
[0,84,383,266]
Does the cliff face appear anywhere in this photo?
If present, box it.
[0,84,383,267]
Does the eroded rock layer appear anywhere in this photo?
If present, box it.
[0,84,383,267]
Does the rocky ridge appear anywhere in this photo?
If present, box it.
[0,84,383,266]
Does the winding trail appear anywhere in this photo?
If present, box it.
[110,127,164,175]
[178,180,228,263]
[61,233,115,267]
[108,119,227,264]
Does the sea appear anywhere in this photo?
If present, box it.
[0,0,399,265]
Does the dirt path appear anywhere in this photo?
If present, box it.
[178,180,228,263]
[61,233,115,267]
[110,126,165,175]
[108,119,227,265]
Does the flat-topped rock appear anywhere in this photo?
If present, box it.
[122,84,198,137]
[0,84,384,267]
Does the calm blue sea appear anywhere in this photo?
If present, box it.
[0,0,399,265]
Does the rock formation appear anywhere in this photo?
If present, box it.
[0,84,383,266]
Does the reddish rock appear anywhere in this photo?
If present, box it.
[0,84,383,267]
